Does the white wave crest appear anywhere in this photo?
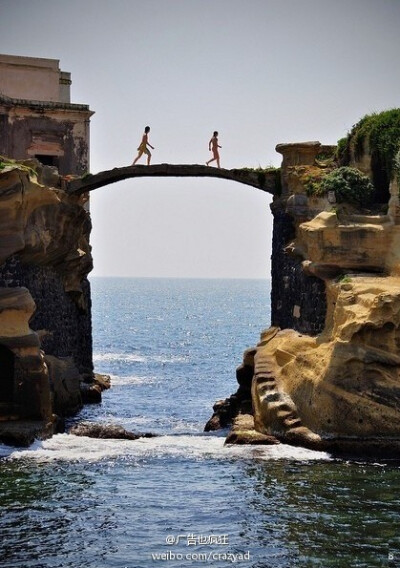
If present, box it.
[107,374,159,386]
[93,352,147,363]
[4,433,331,463]
[93,352,188,365]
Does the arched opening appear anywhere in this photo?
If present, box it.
[0,344,15,408]
[88,176,273,433]
[89,177,272,279]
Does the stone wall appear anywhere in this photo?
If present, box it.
[270,202,326,335]
[0,256,92,376]
[0,54,92,176]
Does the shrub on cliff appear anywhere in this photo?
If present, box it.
[320,166,374,207]
[337,109,400,181]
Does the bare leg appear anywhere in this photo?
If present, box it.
[207,150,220,167]
[147,151,152,166]
[132,150,144,165]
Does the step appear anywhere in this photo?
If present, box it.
[283,417,302,429]
[258,383,276,394]
[268,401,295,413]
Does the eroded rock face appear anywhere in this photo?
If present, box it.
[204,348,255,432]
[45,355,83,417]
[250,141,400,454]
[0,160,92,299]
[217,137,400,455]
[0,159,95,445]
[0,287,52,421]
[254,278,400,442]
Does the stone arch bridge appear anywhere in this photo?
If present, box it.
[66,164,278,195]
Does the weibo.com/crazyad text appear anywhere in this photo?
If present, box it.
[149,533,251,563]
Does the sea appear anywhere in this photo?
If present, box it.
[0,277,399,568]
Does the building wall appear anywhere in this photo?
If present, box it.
[0,103,91,175]
[0,54,93,176]
[0,54,69,103]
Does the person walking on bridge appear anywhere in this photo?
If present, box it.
[132,126,155,166]
[206,131,222,168]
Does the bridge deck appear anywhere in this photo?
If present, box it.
[66,164,278,195]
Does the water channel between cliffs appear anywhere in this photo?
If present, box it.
[0,277,399,568]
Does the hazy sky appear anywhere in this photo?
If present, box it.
[1,0,400,278]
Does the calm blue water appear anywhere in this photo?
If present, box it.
[0,277,400,568]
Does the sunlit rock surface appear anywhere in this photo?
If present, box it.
[0,158,107,446]
[210,131,400,456]
[0,158,92,296]
[253,140,400,455]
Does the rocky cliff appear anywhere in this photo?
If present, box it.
[2,110,400,454]
[0,157,106,445]
[210,111,400,456]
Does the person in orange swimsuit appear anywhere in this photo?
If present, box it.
[206,131,222,168]
[132,126,155,165]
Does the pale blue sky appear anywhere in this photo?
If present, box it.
[1,0,399,278]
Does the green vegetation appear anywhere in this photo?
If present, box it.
[320,167,374,207]
[238,166,279,175]
[335,137,348,163]
[395,150,400,182]
[337,274,352,284]
[338,109,400,180]
[304,176,323,197]
[315,147,336,167]
[236,166,281,194]
[0,156,15,170]
[0,157,37,178]
[303,167,332,197]
[305,166,374,208]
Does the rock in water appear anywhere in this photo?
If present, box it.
[225,414,280,446]
[69,422,156,440]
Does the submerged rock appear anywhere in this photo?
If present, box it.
[225,414,280,446]
[0,419,56,447]
[69,422,157,440]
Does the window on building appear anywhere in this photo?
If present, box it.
[35,154,59,168]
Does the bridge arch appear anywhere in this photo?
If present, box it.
[66,164,279,196]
